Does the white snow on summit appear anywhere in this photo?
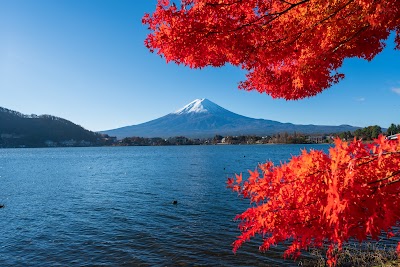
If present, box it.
[173,98,225,115]
[174,99,207,114]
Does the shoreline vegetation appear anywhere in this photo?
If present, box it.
[2,124,399,148]
[299,243,399,267]
[116,124,389,147]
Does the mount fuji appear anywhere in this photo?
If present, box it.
[102,99,358,139]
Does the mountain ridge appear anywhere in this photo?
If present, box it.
[102,99,360,139]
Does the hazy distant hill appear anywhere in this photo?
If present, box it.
[102,99,360,139]
[0,107,111,148]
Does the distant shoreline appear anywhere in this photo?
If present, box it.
[0,142,332,149]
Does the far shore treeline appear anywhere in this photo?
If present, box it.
[117,124,398,147]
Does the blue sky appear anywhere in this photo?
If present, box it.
[1,0,399,131]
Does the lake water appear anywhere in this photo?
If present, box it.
[0,145,397,266]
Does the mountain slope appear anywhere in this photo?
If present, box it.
[0,107,109,147]
[102,99,359,139]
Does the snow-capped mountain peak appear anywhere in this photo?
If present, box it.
[101,98,359,139]
[173,98,224,115]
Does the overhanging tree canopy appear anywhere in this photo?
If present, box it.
[143,0,400,99]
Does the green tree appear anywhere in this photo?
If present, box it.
[387,123,400,135]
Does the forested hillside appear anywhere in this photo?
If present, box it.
[0,107,113,148]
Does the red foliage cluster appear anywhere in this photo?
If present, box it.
[227,136,400,266]
[143,0,400,99]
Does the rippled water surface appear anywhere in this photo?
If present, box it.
[0,144,395,266]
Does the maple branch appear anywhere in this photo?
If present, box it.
[285,0,357,50]
[385,177,400,187]
[356,151,400,164]
[355,154,378,165]
[263,0,360,58]
[280,0,355,45]
[368,170,400,185]
[243,0,311,29]
[317,0,354,25]
[204,0,311,36]
[254,0,356,51]
[331,24,370,54]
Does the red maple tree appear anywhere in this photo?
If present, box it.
[228,136,400,266]
[143,0,400,99]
